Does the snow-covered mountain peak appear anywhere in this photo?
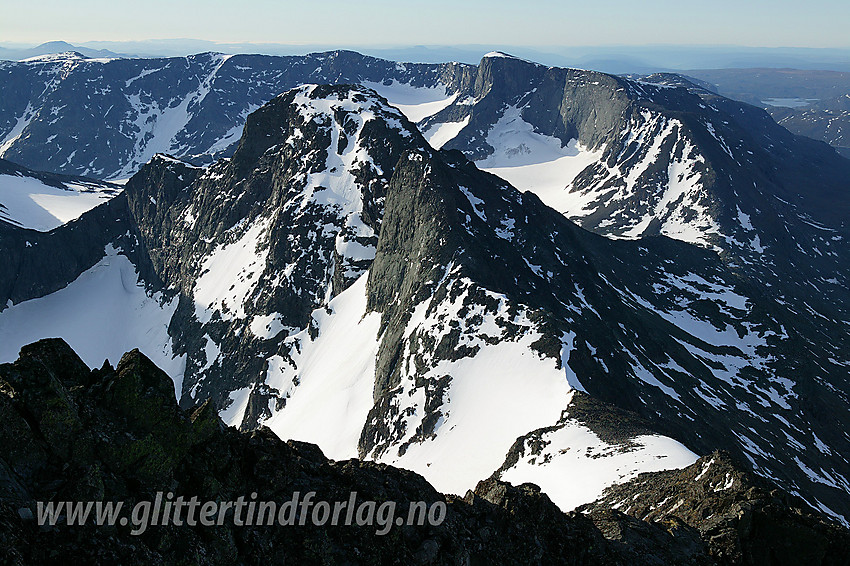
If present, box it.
[482,51,519,60]
[20,51,89,63]
[288,83,415,143]
[108,84,435,426]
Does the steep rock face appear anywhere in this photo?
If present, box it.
[3,339,849,565]
[4,48,848,334]
[0,51,474,179]
[122,84,430,421]
[0,339,679,565]
[3,49,847,281]
[0,338,595,564]
[345,145,850,520]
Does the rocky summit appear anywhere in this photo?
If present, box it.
[1,338,849,565]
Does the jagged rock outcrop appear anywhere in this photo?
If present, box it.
[3,339,849,565]
[582,451,850,565]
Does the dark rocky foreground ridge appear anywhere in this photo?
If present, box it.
[1,338,849,565]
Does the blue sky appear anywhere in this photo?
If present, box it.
[3,0,849,48]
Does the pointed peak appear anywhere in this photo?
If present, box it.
[287,83,405,118]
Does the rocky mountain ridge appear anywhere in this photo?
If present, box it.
[2,338,849,565]
[0,50,474,179]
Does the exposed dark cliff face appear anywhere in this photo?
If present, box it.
[426,55,634,159]
[2,339,848,565]
[0,158,132,309]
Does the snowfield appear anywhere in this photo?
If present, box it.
[475,105,602,209]
[0,173,119,231]
[262,273,382,456]
[362,80,458,123]
[0,245,185,397]
[500,408,699,512]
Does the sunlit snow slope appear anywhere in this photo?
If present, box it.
[0,164,121,231]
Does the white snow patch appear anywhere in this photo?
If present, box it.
[475,106,602,210]
[200,334,220,372]
[115,54,233,178]
[193,217,271,324]
[264,273,381,459]
[0,103,35,156]
[423,116,470,149]
[220,386,252,427]
[560,331,587,392]
[361,80,457,123]
[373,284,575,497]
[695,457,715,481]
[249,313,291,340]
[0,174,119,231]
[501,414,699,512]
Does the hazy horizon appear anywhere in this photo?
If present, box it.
[3,38,850,74]
[4,0,850,49]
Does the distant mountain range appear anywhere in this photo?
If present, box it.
[680,68,850,158]
[5,40,850,72]
[0,41,124,62]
